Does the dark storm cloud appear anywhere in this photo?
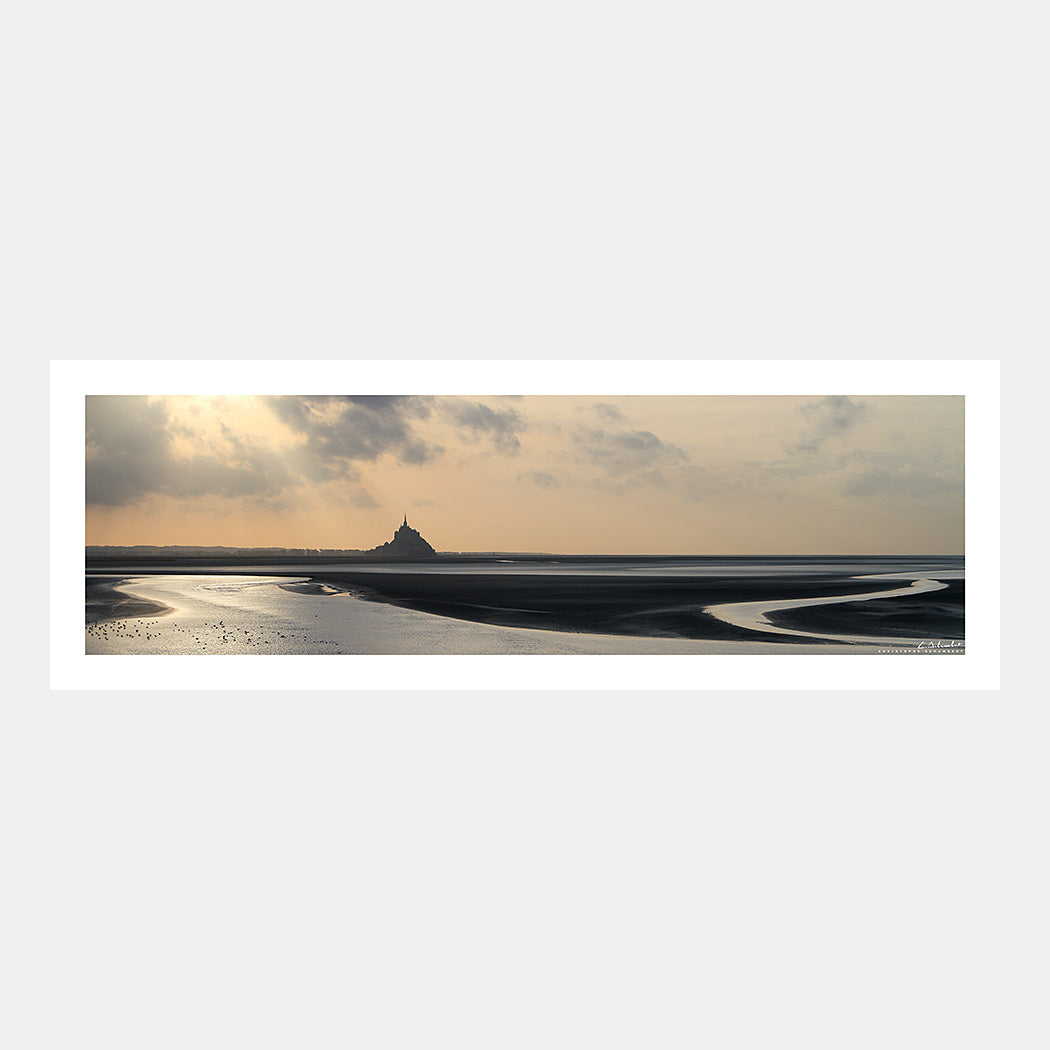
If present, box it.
[443,400,526,454]
[265,395,443,478]
[789,396,870,454]
[86,396,291,506]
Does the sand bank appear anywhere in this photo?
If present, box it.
[85,575,172,624]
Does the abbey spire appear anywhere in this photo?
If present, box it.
[364,513,437,558]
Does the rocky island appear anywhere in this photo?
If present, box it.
[364,515,438,558]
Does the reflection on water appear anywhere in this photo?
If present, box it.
[85,570,963,656]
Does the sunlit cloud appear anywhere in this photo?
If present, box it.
[86,395,291,506]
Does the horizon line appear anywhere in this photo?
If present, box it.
[84,544,965,558]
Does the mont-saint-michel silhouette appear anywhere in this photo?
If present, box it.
[364,514,437,558]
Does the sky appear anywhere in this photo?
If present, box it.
[84,394,964,554]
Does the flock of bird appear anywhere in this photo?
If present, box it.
[85,617,169,644]
[86,614,341,653]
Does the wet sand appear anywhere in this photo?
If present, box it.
[84,574,933,655]
[84,559,965,654]
[306,570,907,643]
[765,579,965,640]
[86,576,172,624]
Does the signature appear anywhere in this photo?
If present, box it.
[915,639,964,650]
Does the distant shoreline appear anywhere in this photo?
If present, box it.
[86,551,963,567]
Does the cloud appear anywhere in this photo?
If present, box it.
[789,396,870,454]
[838,450,963,500]
[592,402,625,422]
[85,396,172,505]
[86,396,291,506]
[443,399,526,455]
[519,470,559,488]
[678,463,736,501]
[573,426,689,479]
[840,469,959,499]
[86,394,524,511]
[342,487,380,508]
[265,395,443,478]
[747,448,857,484]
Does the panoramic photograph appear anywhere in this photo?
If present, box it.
[85,393,964,655]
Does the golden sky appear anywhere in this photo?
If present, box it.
[85,394,964,554]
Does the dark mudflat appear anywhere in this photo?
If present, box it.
[85,576,170,625]
[310,571,901,642]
